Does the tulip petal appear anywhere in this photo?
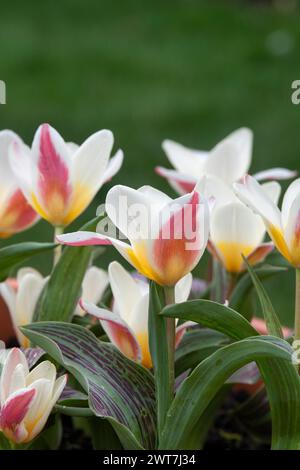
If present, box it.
[204,128,253,184]
[0,387,35,439]
[57,230,113,246]
[210,202,266,273]
[283,192,300,266]
[75,267,109,316]
[262,181,281,206]
[175,321,195,348]
[254,168,297,181]
[0,348,29,404]
[155,166,197,195]
[175,273,193,303]
[282,179,300,229]
[80,300,142,363]
[162,139,207,176]
[103,149,124,183]
[0,130,24,194]
[7,363,27,396]
[31,124,72,225]
[151,190,209,285]
[245,242,274,267]
[137,185,171,208]
[0,189,39,237]
[108,261,141,324]
[26,361,56,388]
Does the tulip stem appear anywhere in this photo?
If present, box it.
[164,286,176,405]
[295,269,300,343]
[53,226,64,266]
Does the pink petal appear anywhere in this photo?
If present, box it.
[245,242,274,267]
[175,321,195,348]
[80,300,142,362]
[0,190,39,237]
[57,231,113,246]
[0,388,35,430]
[251,317,292,339]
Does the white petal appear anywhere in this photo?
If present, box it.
[15,272,46,329]
[137,185,171,209]
[175,273,193,303]
[233,175,282,229]
[283,192,300,257]
[102,149,124,183]
[8,363,27,396]
[75,267,108,316]
[0,348,29,404]
[162,139,207,176]
[262,181,281,206]
[0,282,16,319]
[254,167,297,181]
[282,179,300,230]
[0,130,23,196]
[108,261,141,324]
[66,142,79,154]
[8,139,33,202]
[26,361,56,389]
[128,292,149,335]
[71,129,114,193]
[204,128,253,184]
[155,166,197,195]
[24,378,53,437]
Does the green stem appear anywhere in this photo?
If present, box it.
[164,286,176,407]
[295,269,300,342]
[53,226,64,266]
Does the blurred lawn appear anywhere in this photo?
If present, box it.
[0,0,300,325]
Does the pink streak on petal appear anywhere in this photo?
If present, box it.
[38,124,71,207]
[56,234,112,246]
[0,388,35,429]
[153,191,201,285]
[246,243,274,267]
[0,189,39,234]
[251,317,291,339]
[155,166,196,194]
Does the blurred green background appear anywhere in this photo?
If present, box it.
[0,0,300,326]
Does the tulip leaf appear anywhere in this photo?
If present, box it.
[0,242,56,281]
[230,264,287,316]
[160,336,300,449]
[21,322,156,450]
[242,257,283,338]
[161,300,300,449]
[34,215,103,322]
[175,328,228,376]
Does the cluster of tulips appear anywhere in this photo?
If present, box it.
[0,123,300,450]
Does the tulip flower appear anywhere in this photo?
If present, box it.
[0,269,47,349]
[0,130,39,237]
[209,181,281,273]
[57,184,209,286]
[156,127,296,197]
[233,176,300,267]
[9,123,123,227]
[80,261,193,368]
[0,348,66,444]
[74,266,108,316]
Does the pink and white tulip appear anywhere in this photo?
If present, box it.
[0,348,66,444]
[57,184,209,286]
[9,124,123,227]
[0,131,39,237]
[156,128,296,198]
[74,266,109,317]
[80,261,193,368]
[209,181,281,273]
[234,176,300,267]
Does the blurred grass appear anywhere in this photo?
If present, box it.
[0,0,300,325]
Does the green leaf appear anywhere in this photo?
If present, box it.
[242,257,283,338]
[160,336,300,450]
[0,432,11,450]
[230,265,287,316]
[162,299,258,340]
[162,300,300,450]
[175,328,228,376]
[21,322,156,450]
[0,242,56,281]
[148,282,171,443]
[34,215,102,322]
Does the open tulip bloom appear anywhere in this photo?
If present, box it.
[0,348,66,444]
[0,131,39,237]
[80,261,193,368]
[57,183,209,287]
[156,127,296,199]
[9,123,123,228]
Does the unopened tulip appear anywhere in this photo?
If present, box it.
[0,348,66,444]
[234,176,300,267]
[209,181,281,273]
[80,261,193,368]
[9,123,123,227]
[57,184,209,286]
[0,130,39,237]
[156,127,296,197]
[0,269,47,349]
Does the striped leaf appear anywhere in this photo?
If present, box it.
[21,322,156,450]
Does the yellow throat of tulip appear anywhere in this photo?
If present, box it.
[216,241,254,273]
